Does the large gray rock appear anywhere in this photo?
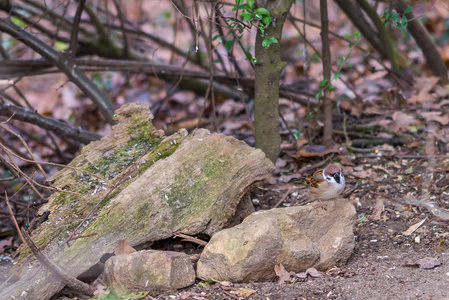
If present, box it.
[105,250,195,296]
[197,199,356,282]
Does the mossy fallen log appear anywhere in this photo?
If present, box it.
[0,103,274,300]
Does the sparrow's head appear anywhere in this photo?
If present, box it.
[322,164,345,190]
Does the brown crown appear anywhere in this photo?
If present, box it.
[324,164,341,176]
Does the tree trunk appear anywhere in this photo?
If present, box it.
[320,0,333,145]
[254,0,294,163]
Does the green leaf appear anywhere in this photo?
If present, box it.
[328,84,336,91]
[292,131,301,139]
[55,41,69,51]
[262,38,270,48]
[333,72,341,80]
[306,107,318,118]
[338,56,344,66]
[404,6,413,14]
[247,0,254,9]
[399,16,408,29]
[240,11,252,22]
[319,79,328,88]
[353,32,361,38]
[224,40,234,52]
[212,35,222,41]
[198,281,210,287]
[262,16,272,26]
[391,13,400,23]
[11,16,25,27]
[255,7,270,16]
[345,62,353,68]
[315,91,322,100]
[233,0,243,10]
[269,37,279,43]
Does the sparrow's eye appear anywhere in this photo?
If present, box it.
[333,173,339,179]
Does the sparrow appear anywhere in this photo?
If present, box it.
[305,164,345,207]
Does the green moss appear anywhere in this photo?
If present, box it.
[54,192,79,205]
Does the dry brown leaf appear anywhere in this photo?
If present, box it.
[353,169,372,179]
[0,237,13,254]
[306,267,323,278]
[391,111,416,132]
[339,156,355,166]
[405,257,441,269]
[369,197,385,221]
[295,144,340,158]
[297,267,323,279]
[421,111,449,125]
[114,239,136,255]
[408,77,439,103]
[93,284,108,297]
[274,263,295,284]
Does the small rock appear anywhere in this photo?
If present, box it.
[197,200,356,282]
[105,250,195,296]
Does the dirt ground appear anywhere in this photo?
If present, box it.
[150,154,449,300]
[1,156,449,300]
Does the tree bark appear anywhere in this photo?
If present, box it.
[254,0,294,163]
[320,0,333,145]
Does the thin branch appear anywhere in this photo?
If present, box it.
[112,0,129,58]
[20,228,95,295]
[0,18,116,124]
[0,102,101,144]
[67,0,86,64]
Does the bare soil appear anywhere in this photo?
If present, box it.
[1,156,449,300]
[152,155,449,300]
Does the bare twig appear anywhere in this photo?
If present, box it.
[21,228,95,294]
[67,0,86,64]
[174,233,208,246]
[0,18,116,124]
[0,102,101,144]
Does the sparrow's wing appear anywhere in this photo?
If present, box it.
[305,169,325,188]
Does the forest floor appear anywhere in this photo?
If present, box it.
[2,78,449,299]
[144,152,449,300]
[1,156,449,300]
